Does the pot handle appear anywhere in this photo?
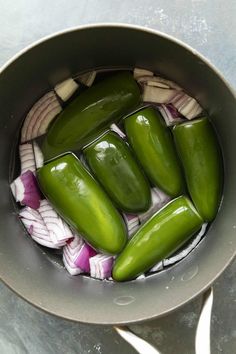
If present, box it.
[114,326,161,354]
[195,286,213,354]
[114,287,213,354]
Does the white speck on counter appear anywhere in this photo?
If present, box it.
[93,343,102,354]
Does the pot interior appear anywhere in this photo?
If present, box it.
[0,25,235,324]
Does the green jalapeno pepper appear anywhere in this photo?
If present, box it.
[42,72,140,160]
[37,153,127,254]
[124,107,184,197]
[112,196,203,281]
[173,117,223,221]
[83,131,151,213]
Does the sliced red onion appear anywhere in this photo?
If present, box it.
[165,103,180,118]
[63,236,83,275]
[133,67,154,79]
[10,170,41,209]
[63,235,97,275]
[163,223,208,266]
[21,92,54,142]
[19,199,75,249]
[19,206,44,224]
[19,143,36,174]
[39,199,73,247]
[143,85,178,104]
[89,254,114,280]
[123,213,140,237]
[136,274,146,280]
[137,75,182,90]
[139,188,171,224]
[149,261,163,273]
[54,78,79,101]
[21,91,62,142]
[32,141,44,169]
[171,92,202,120]
[139,75,202,119]
[19,207,58,248]
[21,91,54,141]
[147,81,169,88]
[35,101,62,138]
[110,123,126,139]
[77,71,96,87]
[31,236,57,248]
[20,209,42,233]
[63,251,83,275]
[74,243,97,271]
[158,104,185,126]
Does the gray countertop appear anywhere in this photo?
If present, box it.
[0,0,235,353]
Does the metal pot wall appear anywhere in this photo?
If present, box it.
[0,24,235,325]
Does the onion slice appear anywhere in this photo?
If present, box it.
[139,188,171,224]
[110,123,126,139]
[149,261,163,273]
[143,85,177,104]
[32,141,44,169]
[171,92,202,120]
[21,92,54,142]
[89,254,114,280]
[39,199,73,247]
[133,67,154,79]
[63,250,83,275]
[158,104,185,126]
[138,73,202,120]
[19,200,74,249]
[10,170,41,209]
[63,236,97,275]
[139,75,182,105]
[21,91,62,142]
[123,213,140,237]
[54,78,79,101]
[20,206,45,224]
[138,75,182,90]
[136,274,146,280]
[77,71,96,87]
[19,143,36,174]
[19,206,59,248]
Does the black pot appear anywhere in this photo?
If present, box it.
[0,24,235,325]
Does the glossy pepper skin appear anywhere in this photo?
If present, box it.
[37,154,127,254]
[173,117,223,221]
[84,131,151,213]
[112,196,203,281]
[42,72,140,160]
[124,107,184,197]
